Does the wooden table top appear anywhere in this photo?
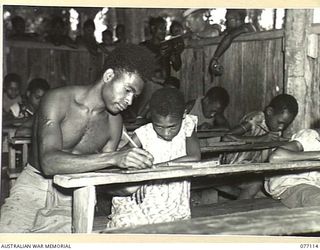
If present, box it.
[54,160,320,188]
[8,136,32,144]
[200,141,288,153]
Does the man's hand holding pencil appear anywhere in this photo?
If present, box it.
[115,130,154,169]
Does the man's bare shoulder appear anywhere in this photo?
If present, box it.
[43,85,87,105]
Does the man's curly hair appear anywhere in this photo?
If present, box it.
[150,88,185,118]
[102,44,156,81]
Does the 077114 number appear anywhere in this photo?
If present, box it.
[300,244,319,248]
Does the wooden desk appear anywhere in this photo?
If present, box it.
[53,160,320,233]
[7,137,31,180]
[197,129,229,139]
[201,141,288,153]
[2,126,19,201]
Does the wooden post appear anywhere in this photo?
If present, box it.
[73,186,96,233]
[284,9,315,134]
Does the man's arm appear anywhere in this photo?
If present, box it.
[38,91,153,176]
[209,23,256,76]
[223,122,285,143]
[269,141,320,163]
[213,113,230,129]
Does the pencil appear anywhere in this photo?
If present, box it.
[123,130,138,148]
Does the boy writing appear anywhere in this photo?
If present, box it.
[186,86,230,130]
[106,87,200,228]
[221,94,299,199]
[265,128,320,208]
[14,78,50,136]
[3,73,22,116]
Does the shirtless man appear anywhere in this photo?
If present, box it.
[0,44,156,233]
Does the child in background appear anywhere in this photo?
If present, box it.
[137,76,181,120]
[220,94,299,199]
[14,78,50,136]
[169,20,184,37]
[186,86,230,130]
[265,128,320,208]
[106,87,200,228]
[76,19,98,55]
[3,73,22,116]
[10,78,50,119]
[98,29,114,54]
[114,24,126,44]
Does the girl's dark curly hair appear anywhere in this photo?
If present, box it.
[150,88,185,118]
[102,44,157,82]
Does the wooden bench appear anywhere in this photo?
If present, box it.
[53,160,320,233]
[93,197,285,232]
[101,205,320,235]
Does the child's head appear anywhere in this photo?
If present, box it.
[149,88,185,141]
[50,16,67,36]
[169,20,184,36]
[102,29,113,45]
[26,78,50,111]
[149,17,167,41]
[265,94,298,132]
[225,9,247,30]
[163,76,180,89]
[115,24,125,40]
[4,73,22,99]
[202,86,230,118]
[83,19,95,36]
[11,16,26,34]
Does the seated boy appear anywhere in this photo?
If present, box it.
[265,128,320,208]
[220,94,299,199]
[3,73,22,117]
[13,78,50,136]
[186,86,230,130]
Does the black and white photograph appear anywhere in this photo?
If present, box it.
[1,3,320,239]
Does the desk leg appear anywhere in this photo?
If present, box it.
[22,143,28,167]
[73,185,96,233]
[8,141,16,188]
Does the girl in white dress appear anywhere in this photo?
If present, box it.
[106,87,201,228]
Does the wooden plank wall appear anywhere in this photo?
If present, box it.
[4,41,104,93]
[311,36,320,129]
[4,29,318,129]
[180,31,285,127]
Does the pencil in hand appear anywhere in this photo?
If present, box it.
[123,130,138,148]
